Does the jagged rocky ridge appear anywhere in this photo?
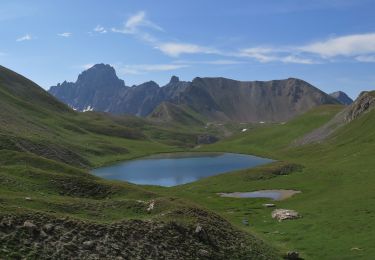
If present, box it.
[49,64,339,123]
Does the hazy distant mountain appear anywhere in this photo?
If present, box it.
[329,91,353,105]
[49,64,339,122]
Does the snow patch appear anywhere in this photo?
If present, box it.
[83,105,94,112]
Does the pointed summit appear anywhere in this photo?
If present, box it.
[77,63,121,84]
[49,63,126,112]
[329,91,353,105]
[169,75,180,84]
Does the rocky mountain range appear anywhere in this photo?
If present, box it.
[49,63,341,123]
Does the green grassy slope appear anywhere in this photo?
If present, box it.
[154,103,375,259]
[148,101,206,126]
[0,65,279,259]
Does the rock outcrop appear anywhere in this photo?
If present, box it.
[295,91,375,145]
[344,91,375,122]
[271,209,300,222]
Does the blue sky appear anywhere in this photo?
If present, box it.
[1,0,375,98]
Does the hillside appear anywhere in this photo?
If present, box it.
[0,66,279,259]
[5,64,375,259]
[49,64,339,123]
[168,93,375,259]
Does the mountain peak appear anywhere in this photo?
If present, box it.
[49,63,126,112]
[330,91,353,105]
[76,63,123,86]
[169,75,180,84]
[79,63,115,77]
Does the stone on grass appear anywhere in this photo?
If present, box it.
[23,220,36,229]
[271,209,300,222]
[147,200,155,212]
[284,251,300,259]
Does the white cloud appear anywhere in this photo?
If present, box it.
[112,11,215,58]
[300,33,375,57]
[174,59,245,65]
[111,12,375,64]
[355,55,375,62]
[238,33,375,64]
[81,63,95,70]
[155,42,217,57]
[57,32,72,37]
[238,47,315,64]
[281,55,315,64]
[16,34,32,42]
[239,47,278,63]
[112,11,163,35]
[117,63,189,75]
[206,59,244,65]
[94,25,107,34]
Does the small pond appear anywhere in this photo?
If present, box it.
[92,152,273,187]
[218,190,301,200]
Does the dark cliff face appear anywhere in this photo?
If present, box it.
[49,64,339,122]
[329,91,353,105]
[110,81,163,116]
[49,64,126,111]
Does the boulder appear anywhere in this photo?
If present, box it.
[284,251,300,259]
[23,220,37,229]
[82,240,95,249]
[198,249,210,257]
[272,209,300,222]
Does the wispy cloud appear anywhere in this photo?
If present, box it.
[112,11,217,58]
[94,25,107,34]
[237,32,375,64]
[80,63,95,70]
[355,55,375,63]
[112,11,163,34]
[299,33,375,57]
[205,59,245,65]
[174,59,245,65]
[111,11,375,65]
[238,47,316,64]
[155,42,217,57]
[16,34,32,42]
[57,32,72,37]
[117,63,189,75]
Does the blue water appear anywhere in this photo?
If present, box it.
[92,152,273,187]
[220,191,283,200]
